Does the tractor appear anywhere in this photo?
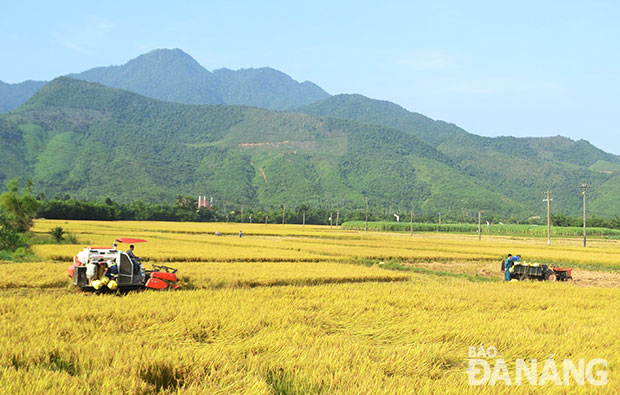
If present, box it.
[501,260,573,281]
[67,238,179,291]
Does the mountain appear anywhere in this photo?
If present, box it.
[3,77,619,218]
[0,77,524,216]
[69,48,329,110]
[213,67,329,110]
[0,49,330,113]
[69,48,223,105]
[296,94,469,147]
[294,94,620,217]
[0,80,47,113]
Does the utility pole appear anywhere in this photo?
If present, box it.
[282,204,286,226]
[241,205,244,223]
[365,197,369,232]
[265,215,268,224]
[580,184,589,247]
[336,210,340,227]
[478,210,483,241]
[410,210,414,236]
[329,213,333,228]
[302,212,305,226]
[543,190,552,245]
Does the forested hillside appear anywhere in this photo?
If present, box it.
[0,80,46,113]
[2,72,620,218]
[0,77,526,217]
[295,94,620,217]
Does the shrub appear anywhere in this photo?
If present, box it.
[49,227,65,243]
[0,213,22,251]
[65,233,79,244]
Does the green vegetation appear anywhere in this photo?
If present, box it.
[48,226,64,242]
[2,49,329,113]
[0,179,39,233]
[341,221,620,238]
[35,197,339,225]
[2,77,620,220]
[212,66,328,110]
[0,80,46,113]
[69,49,329,110]
[0,178,40,260]
[2,77,523,217]
[0,212,21,251]
[294,94,620,217]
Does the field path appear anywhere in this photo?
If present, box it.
[403,260,620,288]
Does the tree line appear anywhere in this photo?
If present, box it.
[33,196,620,229]
[549,212,620,229]
[4,177,620,256]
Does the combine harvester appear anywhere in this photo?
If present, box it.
[67,238,179,291]
[502,260,573,281]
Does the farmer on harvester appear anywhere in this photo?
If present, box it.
[127,244,141,273]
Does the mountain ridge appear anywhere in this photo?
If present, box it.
[0,79,47,113]
[69,48,330,110]
[1,51,619,218]
[293,93,620,217]
[0,77,527,217]
[0,48,330,113]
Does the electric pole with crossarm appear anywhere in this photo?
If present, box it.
[580,184,590,247]
[543,190,552,245]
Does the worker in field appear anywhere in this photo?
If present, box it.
[126,244,141,272]
[103,261,119,290]
[127,244,140,262]
[96,259,108,279]
[93,259,110,290]
[104,260,118,279]
[504,254,520,281]
[501,254,510,269]
[239,230,243,238]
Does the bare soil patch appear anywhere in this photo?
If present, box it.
[403,260,620,288]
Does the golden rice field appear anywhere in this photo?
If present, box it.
[2,219,620,393]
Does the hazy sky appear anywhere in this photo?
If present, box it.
[2,1,619,152]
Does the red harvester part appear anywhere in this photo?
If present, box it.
[115,238,147,244]
[67,256,81,278]
[145,278,169,290]
[151,272,178,282]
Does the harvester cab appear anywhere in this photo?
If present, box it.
[67,238,179,291]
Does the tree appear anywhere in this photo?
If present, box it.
[49,226,65,243]
[0,212,21,251]
[0,179,40,232]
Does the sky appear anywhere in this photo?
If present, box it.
[2,0,619,153]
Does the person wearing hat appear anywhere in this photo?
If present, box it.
[96,258,108,279]
[95,259,119,290]
[104,260,118,279]
[92,259,110,290]
[103,261,118,291]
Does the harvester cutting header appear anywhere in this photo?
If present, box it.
[67,238,179,291]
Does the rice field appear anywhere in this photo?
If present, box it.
[2,219,620,393]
